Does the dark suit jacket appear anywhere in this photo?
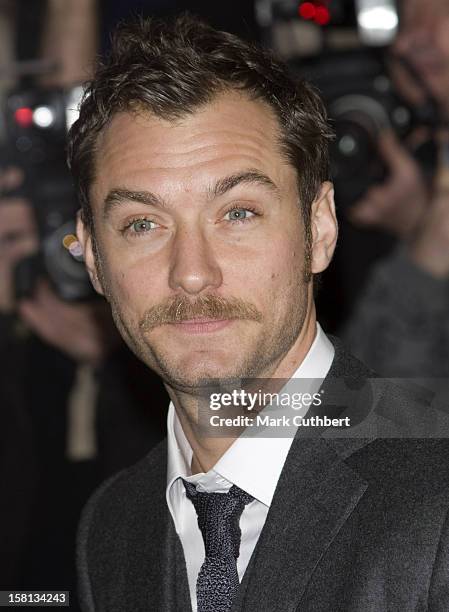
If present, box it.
[77,338,449,611]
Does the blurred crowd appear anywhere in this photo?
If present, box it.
[1,0,449,607]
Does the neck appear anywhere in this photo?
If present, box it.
[167,304,318,474]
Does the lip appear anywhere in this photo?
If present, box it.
[170,318,233,334]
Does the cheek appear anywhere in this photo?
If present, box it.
[276,249,304,296]
[269,226,305,279]
[100,251,164,319]
[240,237,304,307]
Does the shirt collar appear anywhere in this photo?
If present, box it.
[166,323,334,506]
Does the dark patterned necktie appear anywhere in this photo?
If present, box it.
[182,479,254,612]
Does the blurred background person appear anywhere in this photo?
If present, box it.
[342,0,449,377]
[258,0,449,379]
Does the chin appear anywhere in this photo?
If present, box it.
[157,352,246,391]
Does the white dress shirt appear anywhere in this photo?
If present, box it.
[166,323,334,611]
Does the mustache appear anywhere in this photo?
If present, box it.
[139,294,262,332]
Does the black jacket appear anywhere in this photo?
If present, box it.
[77,338,449,611]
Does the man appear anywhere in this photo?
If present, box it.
[70,15,449,612]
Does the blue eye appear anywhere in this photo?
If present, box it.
[133,219,154,232]
[123,218,157,235]
[225,208,256,222]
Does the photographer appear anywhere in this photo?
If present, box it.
[0,166,115,587]
[343,0,449,377]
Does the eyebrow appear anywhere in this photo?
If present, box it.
[102,169,280,219]
[103,188,167,219]
[209,170,281,200]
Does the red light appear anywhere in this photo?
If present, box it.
[14,107,33,128]
[299,2,316,20]
[314,6,330,25]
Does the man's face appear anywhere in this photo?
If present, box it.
[80,92,334,390]
[394,0,449,108]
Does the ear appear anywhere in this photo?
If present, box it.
[310,181,338,274]
[76,211,105,296]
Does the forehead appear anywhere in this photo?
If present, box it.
[91,92,294,203]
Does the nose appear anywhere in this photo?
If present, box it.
[168,224,223,295]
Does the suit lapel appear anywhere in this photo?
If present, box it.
[121,440,191,612]
[233,437,368,612]
[233,338,375,612]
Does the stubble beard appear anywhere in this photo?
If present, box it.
[106,280,309,395]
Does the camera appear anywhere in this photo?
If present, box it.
[257,0,440,206]
[1,85,95,302]
[290,47,439,205]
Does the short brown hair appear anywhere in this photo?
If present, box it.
[67,14,333,234]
